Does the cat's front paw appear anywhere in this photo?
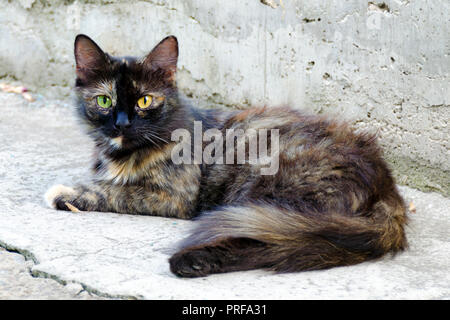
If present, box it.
[44,184,82,212]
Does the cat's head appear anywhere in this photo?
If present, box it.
[74,35,186,157]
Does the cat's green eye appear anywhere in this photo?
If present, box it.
[96,95,112,108]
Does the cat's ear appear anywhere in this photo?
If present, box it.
[74,34,107,82]
[143,36,178,83]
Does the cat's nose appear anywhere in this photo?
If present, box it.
[115,111,131,130]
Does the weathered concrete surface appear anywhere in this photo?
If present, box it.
[0,0,448,195]
[0,248,102,299]
[0,92,449,299]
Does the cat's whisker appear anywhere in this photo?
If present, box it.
[138,134,164,150]
[137,128,169,144]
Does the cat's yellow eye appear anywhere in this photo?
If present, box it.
[96,95,112,108]
[137,95,153,109]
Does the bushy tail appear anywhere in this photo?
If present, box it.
[174,196,407,273]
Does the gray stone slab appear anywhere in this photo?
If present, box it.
[0,248,101,299]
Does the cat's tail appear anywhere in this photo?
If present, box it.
[170,195,407,276]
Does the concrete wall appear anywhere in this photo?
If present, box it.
[0,0,448,196]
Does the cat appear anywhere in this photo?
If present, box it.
[45,34,408,277]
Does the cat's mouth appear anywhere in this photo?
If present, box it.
[109,136,124,149]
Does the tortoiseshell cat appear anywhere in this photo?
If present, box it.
[45,35,407,277]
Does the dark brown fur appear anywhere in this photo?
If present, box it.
[45,35,408,277]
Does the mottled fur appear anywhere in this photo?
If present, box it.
[45,35,408,277]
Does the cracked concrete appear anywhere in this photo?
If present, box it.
[0,247,101,299]
[0,91,449,299]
